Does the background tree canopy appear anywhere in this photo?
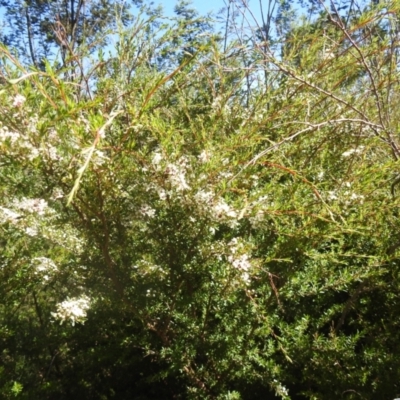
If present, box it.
[1,0,400,399]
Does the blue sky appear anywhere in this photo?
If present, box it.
[157,0,265,24]
[155,0,268,39]
[160,0,228,16]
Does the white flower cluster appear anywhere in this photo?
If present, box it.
[92,150,108,166]
[40,224,85,253]
[152,151,191,192]
[13,198,50,216]
[198,149,211,163]
[273,379,289,399]
[2,195,85,254]
[228,238,252,284]
[140,204,156,218]
[194,190,214,204]
[42,129,61,162]
[12,94,26,108]
[323,48,335,61]
[195,190,239,227]
[166,162,191,191]
[249,209,265,228]
[32,256,58,281]
[0,126,20,143]
[149,150,243,228]
[247,194,270,228]
[213,198,238,221]
[0,124,39,160]
[326,182,364,206]
[25,226,38,236]
[211,95,231,115]
[342,146,365,158]
[0,199,50,236]
[52,295,91,326]
[0,115,61,163]
[0,206,21,224]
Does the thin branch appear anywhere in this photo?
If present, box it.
[230,118,385,182]
[25,7,38,69]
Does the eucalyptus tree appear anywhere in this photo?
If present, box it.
[0,0,135,69]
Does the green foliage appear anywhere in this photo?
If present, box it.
[0,1,400,399]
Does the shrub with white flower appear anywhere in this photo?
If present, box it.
[52,295,91,326]
[1,6,398,398]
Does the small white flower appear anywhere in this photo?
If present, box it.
[14,198,49,216]
[229,254,251,272]
[140,204,156,218]
[219,171,233,179]
[195,190,214,203]
[25,226,38,236]
[256,195,268,204]
[323,49,335,60]
[227,239,252,282]
[152,152,163,167]
[327,191,338,201]
[241,272,250,284]
[13,94,26,108]
[0,206,21,223]
[228,238,239,248]
[249,210,265,228]
[46,145,59,161]
[342,146,364,158]
[51,188,64,200]
[222,158,230,166]
[213,199,237,219]
[211,95,222,110]
[0,127,20,143]
[250,175,259,187]
[198,150,211,163]
[345,192,365,205]
[92,150,108,166]
[228,250,252,284]
[26,146,40,161]
[48,128,58,141]
[157,189,167,201]
[167,163,191,191]
[342,150,355,157]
